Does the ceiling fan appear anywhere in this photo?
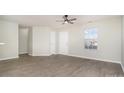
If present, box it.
[56,15,77,24]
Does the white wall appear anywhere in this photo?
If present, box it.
[0,17,121,63]
[122,16,124,70]
[58,16,121,63]
[0,20,18,60]
[32,27,51,56]
[19,28,29,54]
[28,27,33,55]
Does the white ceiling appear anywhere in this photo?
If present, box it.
[0,15,119,28]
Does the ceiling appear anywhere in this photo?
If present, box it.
[0,15,119,28]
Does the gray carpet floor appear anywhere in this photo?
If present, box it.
[0,54,123,77]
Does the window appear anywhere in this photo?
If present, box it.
[84,28,98,49]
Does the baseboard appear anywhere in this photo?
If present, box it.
[19,52,28,55]
[64,54,121,64]
[29,53,55,56]
[28,53,33,56]
[31,54,51,56]
[120,63,124,72]
[0,56,19,61]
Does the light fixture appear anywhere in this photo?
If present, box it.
[64,21,68,24]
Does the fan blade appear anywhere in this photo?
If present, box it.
[62,22,65,25]
[56,20,64,22]
[69,18,77,21]
[68,21,74,24]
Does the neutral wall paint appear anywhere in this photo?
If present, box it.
[58,17,121,63]
[0,20,18,60]
[122,16,124,70]
[19,28,29,54]
[32,27,51,56]
[28,27,33,55]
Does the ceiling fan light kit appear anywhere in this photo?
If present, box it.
[56,15,77,24]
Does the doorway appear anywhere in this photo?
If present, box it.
[19,27,29,55]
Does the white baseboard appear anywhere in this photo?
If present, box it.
[0,56,19,61]
[31,54,51,56]
[19,52,28,55]
[64,54,121,64]
[28,53,33,56]
[28,52,52,56]
[120,63,124,72]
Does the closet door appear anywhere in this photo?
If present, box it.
[50,31,56,54]
[58,32,68,55]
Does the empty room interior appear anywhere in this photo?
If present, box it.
[0,15,124,77]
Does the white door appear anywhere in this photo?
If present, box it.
[50,31,56,54]
[59,32,68,54]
